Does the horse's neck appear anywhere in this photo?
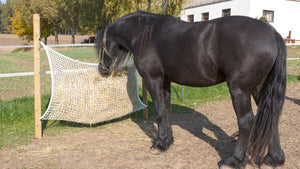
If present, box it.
[116,21,152,50]
[115,14,169,51]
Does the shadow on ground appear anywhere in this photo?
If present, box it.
[131,102,236,162]
[285,96,300,106]
[42,99,236,162]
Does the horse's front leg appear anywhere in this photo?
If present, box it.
[144,78,173,154]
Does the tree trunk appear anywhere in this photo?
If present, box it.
[49,18,59,44]
[162,0,169,14]
[54,30,59,44]
[71,19,76,44]
[147,0,151,11]
[71,31,75,44]
[44,37,48,45]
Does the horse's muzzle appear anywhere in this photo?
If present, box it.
[98,64,111,76]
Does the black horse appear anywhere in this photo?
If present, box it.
[96,11,286,168]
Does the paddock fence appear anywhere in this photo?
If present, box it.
[1,43,299,78]
[1,42,298,111]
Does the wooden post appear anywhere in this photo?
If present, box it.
[34,14,42,139]
[288,30,291,39]
[142,79,148,119]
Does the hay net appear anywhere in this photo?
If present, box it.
[40,41,147,124]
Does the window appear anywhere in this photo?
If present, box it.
[263,10,274,22]
[222,9,231,17]
[202,13,209,21]
[187,15,194,22]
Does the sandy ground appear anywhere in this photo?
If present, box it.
[0,34,91,53]
[0,82,299,169]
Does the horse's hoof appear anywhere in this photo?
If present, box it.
[149,147,163,155]
[219,165,234,169]
[218,156,248,169]
[263,151,285,167]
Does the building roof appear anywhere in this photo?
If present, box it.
[184,0,232,8]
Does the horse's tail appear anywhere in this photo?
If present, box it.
[247,32,286,162]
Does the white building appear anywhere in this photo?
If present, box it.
[180,0,300,42]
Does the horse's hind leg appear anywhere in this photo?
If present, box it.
[220,85,255,168]
[263,129,285,167]
[252,94,285,167]
[143,78,173,154]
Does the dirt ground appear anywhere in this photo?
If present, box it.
[0,82,299,169]
[0,34,91,53]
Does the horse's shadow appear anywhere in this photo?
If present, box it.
[285,96,300,106]
[131,102,236,161]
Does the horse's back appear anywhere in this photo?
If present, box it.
[137,14,281,89]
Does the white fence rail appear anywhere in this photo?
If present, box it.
[0,45,34,49]
[0,43,299,78]
[286,43,300,46]
[0,71,51,78]
[0,43,94,49]
[287,57,300,60]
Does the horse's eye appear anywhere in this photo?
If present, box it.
[118,45,127,52]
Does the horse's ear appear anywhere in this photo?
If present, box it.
[95,18,107,56]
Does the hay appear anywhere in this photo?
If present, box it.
[40,42,146,124]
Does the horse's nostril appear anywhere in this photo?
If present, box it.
[98,65,111,76]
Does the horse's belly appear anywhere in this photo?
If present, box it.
[167,69,225,87]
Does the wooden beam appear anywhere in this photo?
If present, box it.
[33,14,42,139]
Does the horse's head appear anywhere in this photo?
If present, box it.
[95,19,133,76]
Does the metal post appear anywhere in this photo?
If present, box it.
[142,79,148,119]
[181,85,184,102]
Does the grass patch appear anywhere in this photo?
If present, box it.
[0,96,37,148]
[286,74,300,83]
[287,46,300,58]
[0,95,86,149]
[170,82,230,108]
[0,76,34,92]
[11,47,31,53]
[58,47,98,63]
[287,60,300,76]
[0,75,52,100]
[0,58,17,74]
